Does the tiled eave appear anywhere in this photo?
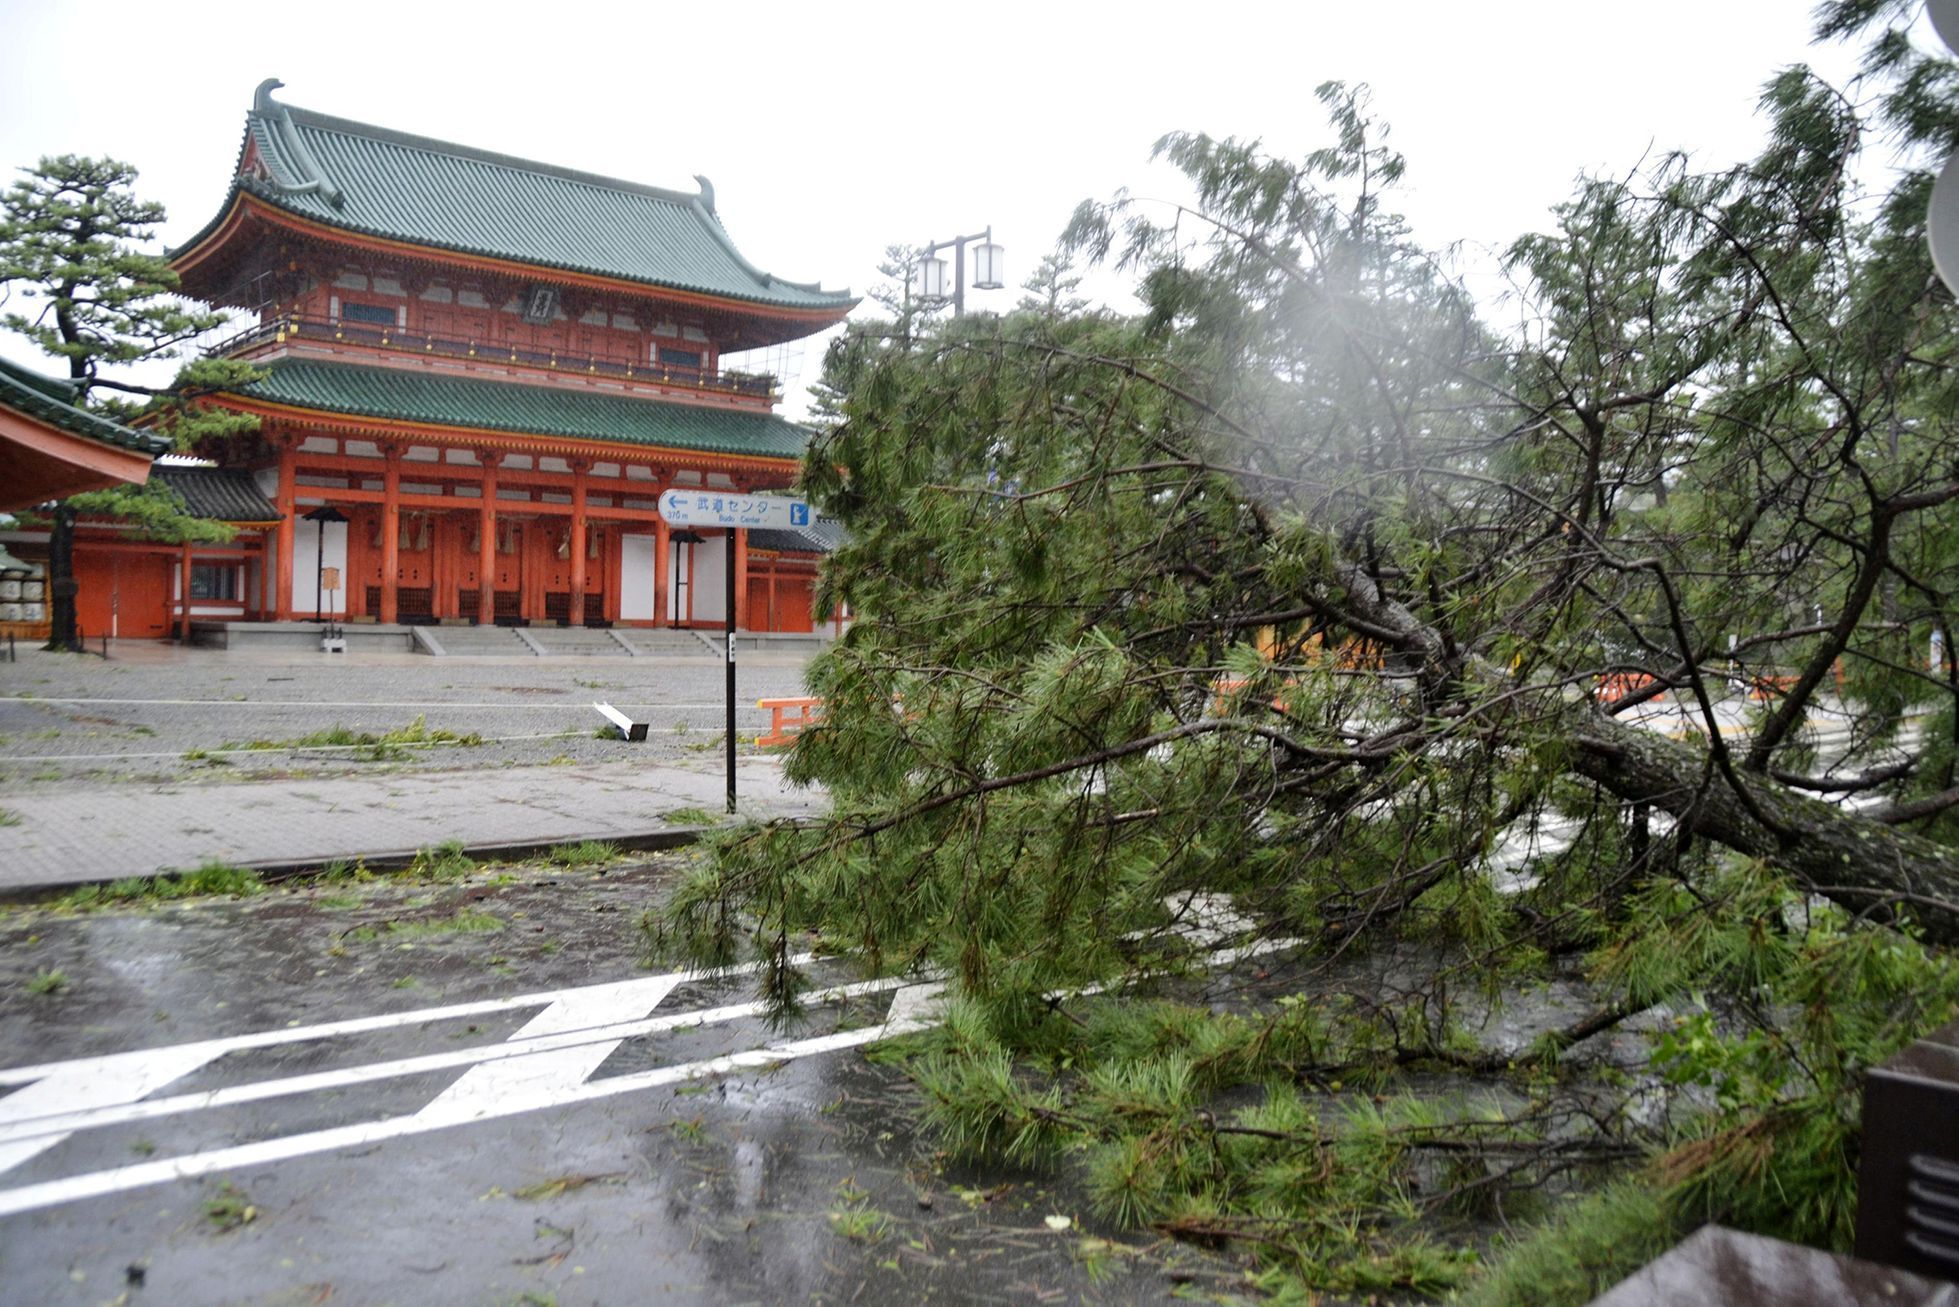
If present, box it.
[222,397,802,479]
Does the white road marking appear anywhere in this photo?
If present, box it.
[0,1046,224,1176]
[0,955,816,1087]
[0,976,914,1148]
[413,975,687,1127]
[0,1000,941,1220]
[0,937,1297,1219]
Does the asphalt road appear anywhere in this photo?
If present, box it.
[0,856,1230,1306]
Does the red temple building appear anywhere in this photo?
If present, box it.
[37,80,856,645]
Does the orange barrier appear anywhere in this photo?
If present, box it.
[757,696,823,748]
[1597,672,1665,704]
[1209,677,1304,715]
[1747,673,1801,701]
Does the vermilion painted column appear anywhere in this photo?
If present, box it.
[568,460,589,627]
[380,444,402,625]
[273,439,295,621]
[178,540,194,642]
[653,515,670,628]
[603,532,620,623]
[733,528,749,631]
[429,516,450,620]
[477,452,499,625]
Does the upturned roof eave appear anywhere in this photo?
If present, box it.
[170,189,859,328]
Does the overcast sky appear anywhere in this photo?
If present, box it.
[0,1,1875,416]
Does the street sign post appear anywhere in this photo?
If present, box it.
[657,490,813,532]
[658,492,817,813]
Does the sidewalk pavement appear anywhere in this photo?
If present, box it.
[0,759,823,895]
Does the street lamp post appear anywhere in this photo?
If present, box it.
[916,227,1004,316]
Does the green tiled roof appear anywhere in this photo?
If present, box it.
[748,522,845,554]
[176,82,855,315]
[238,359,811,461]
[153,466,282,522]
[0,357,172,457]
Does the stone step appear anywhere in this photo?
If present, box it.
[426,626,534,656]
[526,627,630,656]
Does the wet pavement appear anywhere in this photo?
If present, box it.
[0,857,1242,1306]
[0,644,827,895]
[0,642,817,787]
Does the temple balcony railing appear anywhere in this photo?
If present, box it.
[208,313,780,401]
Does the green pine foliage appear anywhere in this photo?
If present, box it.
[0,155,268,646]
[648,6,1959,1300]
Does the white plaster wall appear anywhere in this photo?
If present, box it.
[619,535,656,621]
[289,518,349,616]
[686,534,727,623]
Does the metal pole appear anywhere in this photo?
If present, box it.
[725,526,737,814]
[953,234,967,317]
[315,521,326,622]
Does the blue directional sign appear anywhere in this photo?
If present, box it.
[658,490,815,530]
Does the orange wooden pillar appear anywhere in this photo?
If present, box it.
[430,515,452,621]
[602,529,621,623]
[380,444,401,625]
[732,528,749,631]
[477,452,499,625]
[178,540,194,641]
[273,440,295,620]
[653,516,670,627]
[568,460,589,627]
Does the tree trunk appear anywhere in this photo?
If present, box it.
[42,504,79,653]
[1567,705,1959,944]
[1329,548,1959,943]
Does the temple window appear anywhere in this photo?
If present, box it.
[340,302,397,326]
[188,564,238,601]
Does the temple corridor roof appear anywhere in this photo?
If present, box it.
[152,466,282,523]
[0,359,172,459]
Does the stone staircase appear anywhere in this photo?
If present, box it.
[424,625,533,656]
[614,629,722,657]
[524,626,631,657]
[414,624,728,657]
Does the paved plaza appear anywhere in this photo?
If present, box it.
[0,641,824,894]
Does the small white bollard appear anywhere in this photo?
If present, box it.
[593,701,647,742]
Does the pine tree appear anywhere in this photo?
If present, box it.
[0,155,261,649]
[653,7,1959,1298]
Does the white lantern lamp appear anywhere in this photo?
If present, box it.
[915,254,949,301]
[971,238,1004,291]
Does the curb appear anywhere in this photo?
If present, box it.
[0,824,730,904]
